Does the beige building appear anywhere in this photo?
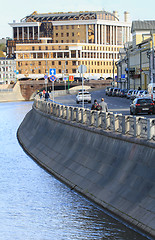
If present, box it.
[8,10,131,80]
[116,20,155,89]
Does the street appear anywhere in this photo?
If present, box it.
[52,88,155,119]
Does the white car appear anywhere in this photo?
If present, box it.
[76,91,91,104]
[136,90,145,98]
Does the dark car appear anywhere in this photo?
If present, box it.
[130,98,155,115]
[112,88,118,96]
[119,89,128,97]
[107,87,114,96]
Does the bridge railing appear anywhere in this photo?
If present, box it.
[34,99,155,141]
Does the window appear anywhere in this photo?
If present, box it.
[72,69,76,73]
[39,61,41,65]
[39,46,41,50]
[32,46,35,50]
[72,32,74,37]
[66,26,69,29]
[52,61,54,65]
[58,61,61,65]
[72,61,76,66]
[55,26,58,30]
[67,33,69,37]
[46,46,48,50]
[61,33,63,37]
[61,26,63,30]
[56,33,58,37]
[72,25,74,29]
[39,69,41,73]
[59,69,61,73]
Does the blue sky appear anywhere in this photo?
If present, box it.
[0,0,155,39]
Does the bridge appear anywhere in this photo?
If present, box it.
[19,79,112,100]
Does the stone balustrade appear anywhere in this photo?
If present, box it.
[34,99,155,141]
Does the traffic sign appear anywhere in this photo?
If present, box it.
[49,68,56,75]
[64,76,69,81]
[49,75,56,82]
[44,75,48,79]
[78,65,87,73]
[121,74,125,79]
[69,75,74,81]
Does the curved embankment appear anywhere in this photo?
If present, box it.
[17,106,155,238]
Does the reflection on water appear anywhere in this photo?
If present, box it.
[0,101,152,240]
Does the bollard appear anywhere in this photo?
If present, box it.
[85,109,92,126]
[81,108,86,124]
[62,105,67,119]
[134,116,141,137]
[66,106,71,120]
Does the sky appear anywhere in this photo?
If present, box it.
[0,0,155,39]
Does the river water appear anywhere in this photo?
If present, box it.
[0,101,152,240]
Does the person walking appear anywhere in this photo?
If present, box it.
[45,91,49,101]
[91,99,102,111]
[100,98,108,112]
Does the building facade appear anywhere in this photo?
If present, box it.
[0,58,16,84]
[116,20,155,89]
[8,10,131,80]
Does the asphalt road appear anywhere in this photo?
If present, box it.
[53,88,155,119]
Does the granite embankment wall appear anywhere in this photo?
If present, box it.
[17,106,155,238]
[0,82,25,102]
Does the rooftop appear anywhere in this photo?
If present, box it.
[21,10,119,22]
[132,20,155,32]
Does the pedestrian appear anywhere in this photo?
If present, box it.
[43,89,46,98]
[45,91,49,101]
[100,98,108,112]
[39,92,42,99]
[91,99,102,111]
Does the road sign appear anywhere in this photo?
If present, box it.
[78,65,87,73]
[49,75,56,82]
[121,74,125,79]
[69,75,74,81]
[49,68,56,76]
[44,75,48,79]
[64,76,69,81]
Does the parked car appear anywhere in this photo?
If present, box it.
[130,98,154,115]
[136,90,145,98]
[126,89,134,99]
[76,91,91,104]
[141,90,150,99]
[107,87,114,96]
[112,88,118,97]
[119,89,128,97]
[116,88,121,96]
[130,90,138,100]
[105,86,111,95]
